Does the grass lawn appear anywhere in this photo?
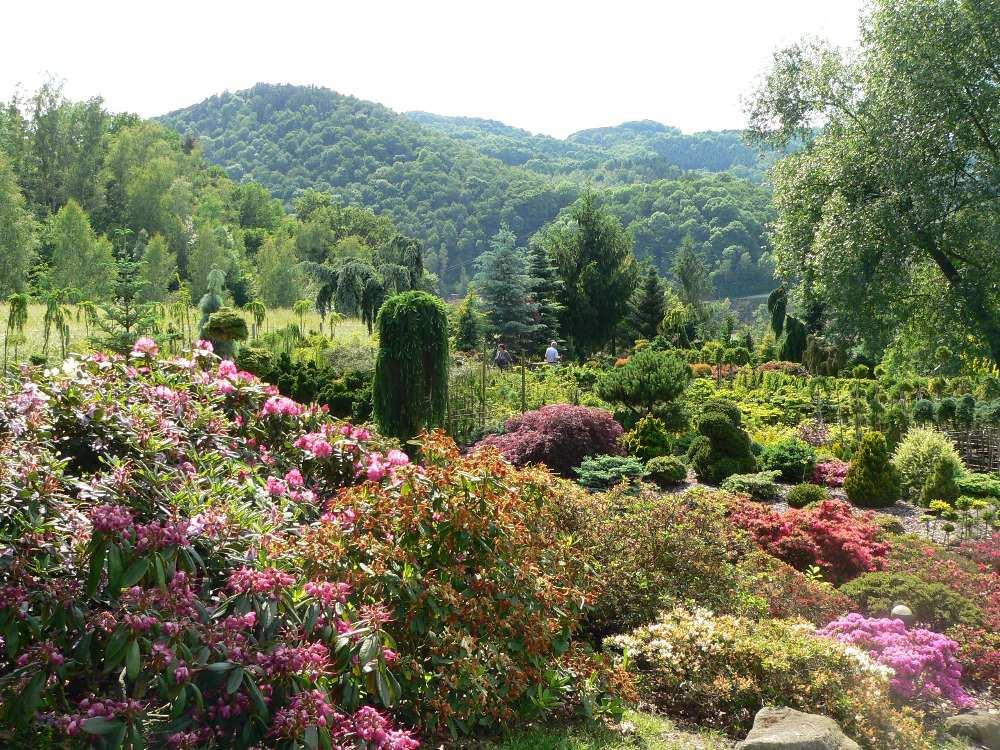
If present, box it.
[0,302,372,365]
[485,711,731,750]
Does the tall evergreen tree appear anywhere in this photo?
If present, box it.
[47,199,115,300]
[139,233,177,302]
[474,225,540,350]
[0,153,37,297]
[526,240,563,351]
[539,192,638,355]
[93,244,159,354]
[628,264,667,341]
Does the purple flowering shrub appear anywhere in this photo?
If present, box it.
[0,343,420,748]
[473,404,624,476]
[817,614,973,708]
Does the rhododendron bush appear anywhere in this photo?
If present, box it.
[818,615,973,708]
[730,499,889,583]
[0,347,614,748]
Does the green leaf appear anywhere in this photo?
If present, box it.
[85,543,107,597]
[204,661,234,673]
[226,666,244,694]
[304,725,319,750]
[125,639,140,680]
[19,671,45,727]
[121,557,149,588]
[82,717,125,735]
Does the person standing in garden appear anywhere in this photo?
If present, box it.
[544,341,560,365]
[494,342,513,370]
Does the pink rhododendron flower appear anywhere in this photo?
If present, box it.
[386,449,410,467]
[131,337,159,357]
[262,396,304,418]
[217,360,238,379]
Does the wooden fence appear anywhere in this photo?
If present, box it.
[944,426,1000,473]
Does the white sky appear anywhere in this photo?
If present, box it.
[1,0,863,137]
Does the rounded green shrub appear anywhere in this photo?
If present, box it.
[844,431,901,508]
[373,291,449,441]
[786,482,830,508]
[936,397,957,423]
[644,455,687,487]
[720,470,781,501]
[759,437,816,482]
[621,414,672,461]
[891,427,964,500]
[840,572,983,632]
[574,454,645,489]
[912,398,934,423]
[200,307,249,358]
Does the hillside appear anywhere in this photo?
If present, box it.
[160,84,775,296]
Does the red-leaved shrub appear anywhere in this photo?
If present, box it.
[730,499,890,584]
[473,404,624,476]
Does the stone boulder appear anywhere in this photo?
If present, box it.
[735,707,861,750]
[944,711,1000,750]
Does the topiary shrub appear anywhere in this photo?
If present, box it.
[892,427,964,500]
[606,608,929,749]
[956,471,1000,498]
[844,431,901,508]
[473,404,624,477]
[936,397,957,424]
[840,572,983,632]
[720,471,782,502]
[786,482,830,508]
[643,455,687,487]
[758,437,816,482]
[574,454,645,489]
[921,455,960,505]
[687,399,756,485]
[620,414,672,461]
[956,394,976,426]
[373,291,449,441]
[200,307,249,359]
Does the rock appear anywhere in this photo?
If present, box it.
[735,707,861,750]
[944,711,1000,750]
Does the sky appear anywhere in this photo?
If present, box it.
[1,0,864,138]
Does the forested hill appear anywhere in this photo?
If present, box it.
[160,83,775,295]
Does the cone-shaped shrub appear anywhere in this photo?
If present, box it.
[921,455,960,505]
[373,291,449,441]
[687,398,756,484]
[844,431,901,508]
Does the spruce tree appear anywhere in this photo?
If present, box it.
[628,264,667,342]
[844,431,901,508]
[474,225,539,351]
[526,240,563,350]
[672,233,713,314]
[93,245,159,354]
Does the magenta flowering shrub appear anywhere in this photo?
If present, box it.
[796,419,830,447]
[473,404,624,476]
[0,346,420,748]
[818,614,973,708]
[812,458,850,487]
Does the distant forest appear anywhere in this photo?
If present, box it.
[160,84,778,298]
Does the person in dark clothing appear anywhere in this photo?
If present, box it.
[494,343,513,369]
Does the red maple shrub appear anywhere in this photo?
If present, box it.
[473,404,624,476]
[730,499,890,584]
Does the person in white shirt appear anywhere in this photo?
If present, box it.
[544,341,560,364]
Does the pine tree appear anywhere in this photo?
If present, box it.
[672,233,713,314]
[48,199,115,300]
[474,225,540,351]
[139,234,177,302]
[628,264,666,342]
[526,240,563,351]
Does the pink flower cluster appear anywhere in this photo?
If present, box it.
[257,641,330,678]
[811,458,850,487]
[363,450,410,483]
[304,580,352,607]
[227,567,296,596]
[89,503,134,534]
[131,337,159,357]
[295,431,334,458]
[818,614,973,707]
[271,695,420,749]
[59,696,146,736]
[262,395,305,418]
